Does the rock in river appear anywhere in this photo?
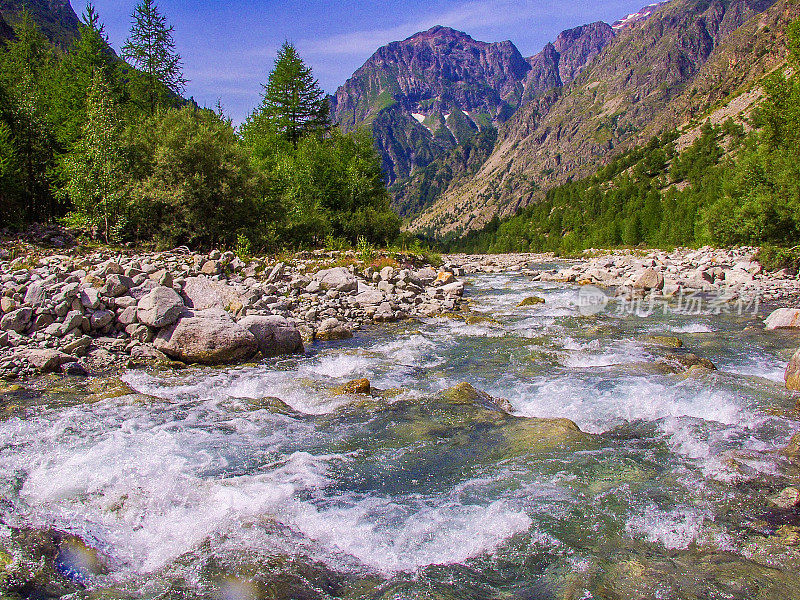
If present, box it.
[238,315,304,358]
[154,311,258,365]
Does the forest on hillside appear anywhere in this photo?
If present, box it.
[0,1,400,252]
[442,20,800,266]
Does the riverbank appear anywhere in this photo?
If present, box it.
[3,241,800,382]
[0,240,465,380]
[447,247,800,302]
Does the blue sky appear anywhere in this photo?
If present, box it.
[81,0,652,123]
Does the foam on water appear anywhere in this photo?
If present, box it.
[506,375,755,434]
[3,394,532,577]
[625,504,711,549]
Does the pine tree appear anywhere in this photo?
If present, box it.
[249,42,330,147]
[0,9,56,223]
[52,2,119,148]
[63,72,126,243]
[122,0,186,115]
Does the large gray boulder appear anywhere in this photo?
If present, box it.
[154,311,257,365]
[24,279,55,308]
[182,276,245,313]
[765,308,800,330]
[355,290,385,306]
[633,268,664,291]
[18,348,76,373]
[137,286,184,328]
[1,307,33,333]
[315,267,358,293]
[238,315,304,358]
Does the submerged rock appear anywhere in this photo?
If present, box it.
[518,296,546,307]
[441,382,513,413]
[642,335,683,348]
[334,378,371,395]
[771,487,800,509]
[786,349,800,391]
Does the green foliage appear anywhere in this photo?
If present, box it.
[244,42,329,147]
[124,106,277,250]
[755,245,800,274]
[357,236,375,262]
[235,232,252,260]
[62,71,126,243]
[0,9,58,224]
[50,3,120,149]
[268,128,400,247]
[122,0,186,115]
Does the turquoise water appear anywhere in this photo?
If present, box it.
[2,272,800,599]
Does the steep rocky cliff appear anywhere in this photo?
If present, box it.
[0,0,81,47]
[409,0,788,236]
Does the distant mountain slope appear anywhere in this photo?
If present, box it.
[330,26,530,189]
[409,0,789,237]
[331,22,617,218]
[0,0,81,48]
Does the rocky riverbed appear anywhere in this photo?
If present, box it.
[0,244,466,380]
[3,240,800,599]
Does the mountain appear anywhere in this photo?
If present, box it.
[330,26,529,189]
[330,22,615,217]
[0,0,82,48]
[409,0,791,237]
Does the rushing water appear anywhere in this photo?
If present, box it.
[3,271,800,599]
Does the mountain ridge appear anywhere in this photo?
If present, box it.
[407,0,789,237]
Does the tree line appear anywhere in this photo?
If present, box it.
[0,0,400,251]
[443,18,800,264]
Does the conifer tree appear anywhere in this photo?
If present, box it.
[63,72,126,243]
[248,42,330,147]
[122,0,186,115]
[0,9,56,222]
[52,3,119,147]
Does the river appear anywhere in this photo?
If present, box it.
[2,270,800,599]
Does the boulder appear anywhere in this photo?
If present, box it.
[355,290,385,306]
[316,317,353,341]
[1,307,33,333]
[315,267,358,293]
[137,287,184,328]
[440,281,465,297]
[786,348,800,391]
[435,271,455,286]
[89,310,114,330]
[79,287,101,309]
[154,312,258,365]
[373,302,396,322]
[518,296,545,307]
[105,274,134,297]
[238,315,304,358]
[183,276,245,313]
[18,348,77,373]
[24,280,54,308]
[633,268,664,291]
[765,308,800,330]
